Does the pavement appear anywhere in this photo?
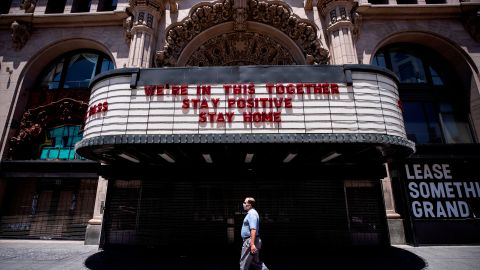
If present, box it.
[0,240,479,270]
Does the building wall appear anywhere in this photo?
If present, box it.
[0,0,479,245]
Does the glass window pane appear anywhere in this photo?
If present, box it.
[373,53,386,68]
[423,103,443,143]
[59,149,70,159]
[40,150,49,160]
[439,102,474,143]
[403,102,442,144]
[39,125,83,160]
[64,53,98,88]
[429,66,444,86]
[440,114,474,143]
[41,61,64,90]
[403,102,429,143]
[48,149,59,159]
[100,58,114,73]
[390,50,427,84]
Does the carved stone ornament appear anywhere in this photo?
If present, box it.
[129,0,164,11]
[20,0,37,13]
[233,8,247,31]
[186,32,295,66]
[11,21,32,51]
[9,98,88,160]
[156,0,329,67]
[351,3,362,41]
[124,15,134,43]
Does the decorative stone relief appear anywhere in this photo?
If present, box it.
[186,32,296,66]
[351,4,361,41]
[124,15,134,43]
[9,99,88,160]
[339,7,347,20]
[233,8,247,31]
[20,0,37,13]
[246,0,328,64]
[156,0,328,67]
[147,14,154,28]
[129,0,164,11]
[11,21,31,51]
[330,9,337,24]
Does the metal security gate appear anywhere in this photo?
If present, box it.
[103,175,388,249]
[0,178,97,240]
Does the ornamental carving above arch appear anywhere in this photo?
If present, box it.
[8,98,88,160]
[155,0,329,66]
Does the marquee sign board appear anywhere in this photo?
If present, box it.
[82,66,407,140]
[76,65,415,161]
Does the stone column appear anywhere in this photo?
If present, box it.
[127,0,164,68]
[84,176,108,245]
[382,164,406,244]
[318,0,358,64]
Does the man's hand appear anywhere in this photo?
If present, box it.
[250,244,257,254]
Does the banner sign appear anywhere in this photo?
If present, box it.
[404,162,480,219]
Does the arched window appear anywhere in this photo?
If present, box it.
[373,44,474,144]
[39,50,114,90]
[9,50,114,160]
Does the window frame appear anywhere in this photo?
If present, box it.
[37,49,114,91]
[373,43,476,144]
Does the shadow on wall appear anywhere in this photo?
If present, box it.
[84,246,426,270]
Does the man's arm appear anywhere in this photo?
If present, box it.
[250,229,257,254]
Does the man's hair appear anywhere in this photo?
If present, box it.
[245,197,256,208]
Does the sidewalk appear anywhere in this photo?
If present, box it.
[394,245,480,270]
[0,240,479,270]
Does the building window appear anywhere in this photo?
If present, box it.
[396,0,417,4]
[0,0,12,14]
[39,50,114,90]
[72,0,92,13]
[426,0,446,3]
[97,0,118,11]
[46,0,67,13]
[40,126,83,160]
[373,44,475,144]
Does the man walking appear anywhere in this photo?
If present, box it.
[240,197,269,270]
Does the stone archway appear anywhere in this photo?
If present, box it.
[156,0,329,66]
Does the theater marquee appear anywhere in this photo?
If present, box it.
[82,66,407,138]
[76,65,415,161]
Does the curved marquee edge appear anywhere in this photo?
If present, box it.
[76,133,415,154]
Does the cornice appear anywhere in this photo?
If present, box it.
[356,4,467,20]
[0,11,128,29]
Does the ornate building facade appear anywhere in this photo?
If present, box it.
[0,0,479,247]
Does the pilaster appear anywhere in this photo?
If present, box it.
[318,0,358,64]
[127,0,164,68]
[382,164,406,244]
[84,176,108,245]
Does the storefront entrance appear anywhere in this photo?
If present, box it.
[0,178,97,240]
[101,166,389,250]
